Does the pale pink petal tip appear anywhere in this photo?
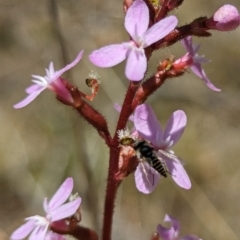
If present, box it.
[143,16,178,47]
[164,157,191,189]
[51,198,81,222]
[207,5,240,31]
[163,110,187,147]
[190,65,221,92]
[134,163,160,194]
[10,220,35,240]
[13,88,45,109]
[48,177,74,210]
[51,50,84,82]
[125,0,149,38]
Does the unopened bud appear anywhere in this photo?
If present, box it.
[206,5,240,31]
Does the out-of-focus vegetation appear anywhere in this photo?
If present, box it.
[0,0,240,239]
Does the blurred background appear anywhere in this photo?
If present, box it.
[0,0,240,239]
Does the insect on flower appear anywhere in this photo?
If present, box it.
[133,139,169,178]
[118,129,177,183]
[133,104,191,193]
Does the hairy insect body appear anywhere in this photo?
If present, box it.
[133,140,168,178]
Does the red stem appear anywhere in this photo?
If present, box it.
[132,73,167,109]
[101,147,121,240]
[101,81,139,240]
[113,81,139,141]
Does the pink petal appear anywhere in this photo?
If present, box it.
[181,36,194,55]
[125,48,147,81]
[190,64,221,92]
[125,0,149,39]
[50,198,81,222]
[157,225,176,240]
[164,214,180,234]
[48,62,55,76]
[14,87,45,109]
[48,178,74,210]
[134,104,163,146]
[192,44,201,56]
[43,198,49,213]
[50,50,84,83]
[29,225,48,240]
[10,220,35,240]
[163,110,187,147]
[25,84,43,94]
[143,16,178,47]
[134,162,160,194]
[89,44,127,67]
[163,156,191,189]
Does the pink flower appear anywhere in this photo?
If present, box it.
[14,51,84,109]
[177,36,220,92]
[206,5,240,31]
[11,178,81,240]
[157,214,202,240]
[89,0,178,81]
[133,104,191,194]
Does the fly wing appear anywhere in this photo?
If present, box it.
[158,149,185,165]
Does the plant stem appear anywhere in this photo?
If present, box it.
[113,81,139,141]
[101,147,120,240]
[101,81,139,240]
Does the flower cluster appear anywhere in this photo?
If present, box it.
[11,178,81,240]
[14,51,84,109]
[89,0,178,81]
[133,104,191,193]
[117,103,191,194]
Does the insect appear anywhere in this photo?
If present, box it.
[117,129,178,181]
[133,140,168,178]
[84,70,101,101]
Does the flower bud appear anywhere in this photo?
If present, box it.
[206,5,240,31]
